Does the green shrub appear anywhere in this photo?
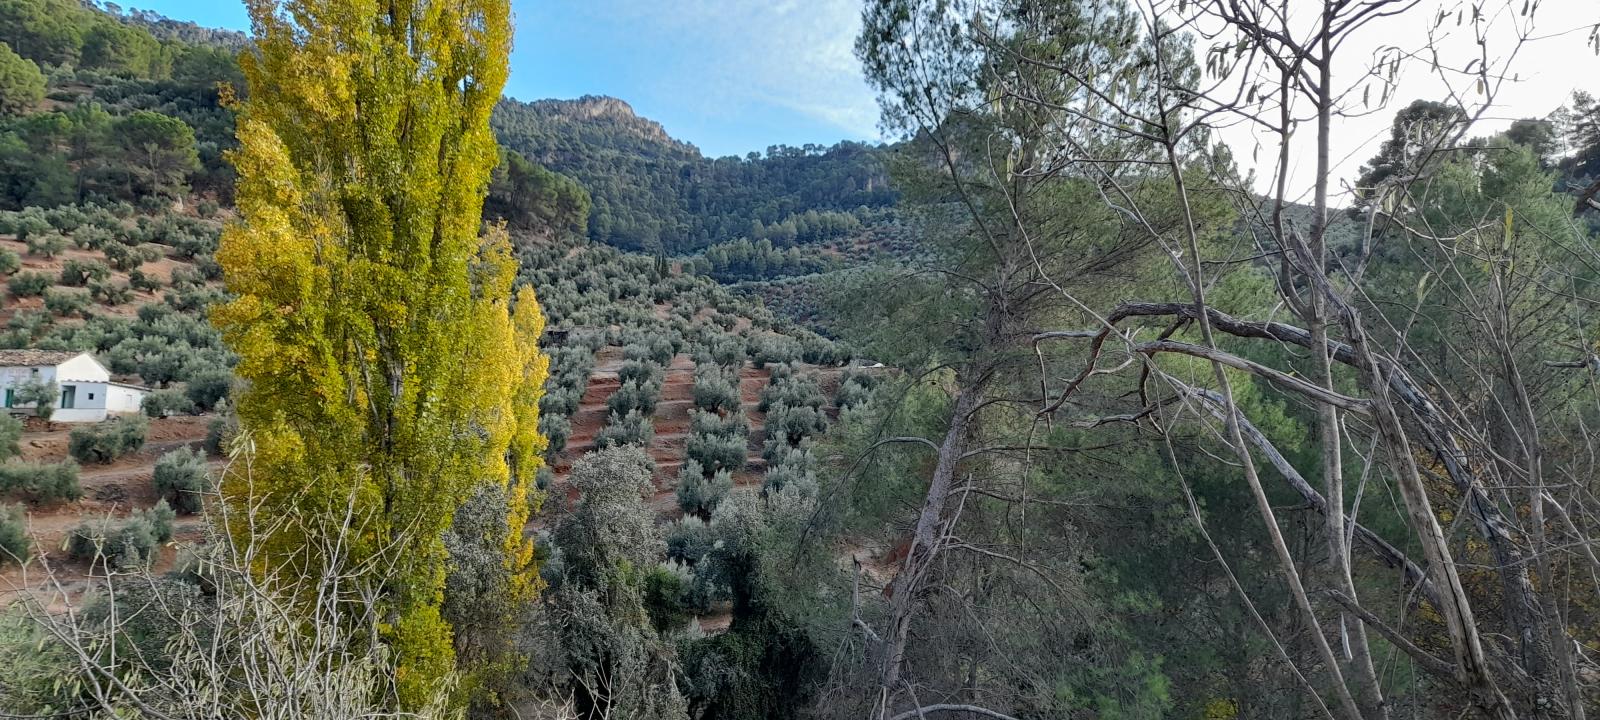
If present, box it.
[616,358,662,386]
[0,461,81,503]
[68,415,148,464]
[692,364,740,413]
[759,374,825,412]
[152,447,209,514]
[204,413,238,456]
[24,232,66,258]
[12,379,56,421]
[767,361,795,381]
[748,334,801,369]
[43,289,92,318]
[4,209,50,240]
[689,408,747,439]
[623,336,674,365]
[834,380,872,410]
[835,372,877,409]
[665,515,716,563]
[128,268,163,292]
[7,271,50,297]
[800,333,845,365]
[135,300,173,323]
[763,461,818,496]
[763,442,816,471]
[765,402,827,445]
[164,286,225,313]
[66,500,174,569]
[687,431,746,474]
[0,249,19,275]
[547,345,596,380]
[441,483,517,660]
[0,310,51,347]
[143,388,196,417]
[72,224,114,250]
[621,342,653,362]
[168,265,205,289]
[60,259,111,286]
[137,195,168,214]
[43,207,84,232]
[569,328,605,351]
[183,368,232,411]
[0,414,18,461]
[194,255,223,281]
[89,279,135,305]
[539,412,570,453]
[0,503,26,564]
[606,378,662,417]
[595,410,654,449]
[642,562,693,633]
[103,242,145,271]
[540,385,581,417]
[168,230,218,258]
[144,500,176,541]
[709,334,744,367]
[676,459,732,517]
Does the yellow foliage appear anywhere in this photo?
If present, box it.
[214,0,544,710]
[1203,698,1238,720]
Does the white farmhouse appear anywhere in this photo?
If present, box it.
[0,350,149,423]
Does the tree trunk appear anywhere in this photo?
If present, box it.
[877,382,981,716]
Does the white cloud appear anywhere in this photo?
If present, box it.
[560,0,882,141]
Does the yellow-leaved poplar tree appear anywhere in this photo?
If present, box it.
[213,0,547,708]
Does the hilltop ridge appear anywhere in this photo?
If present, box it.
[509,95,685,149]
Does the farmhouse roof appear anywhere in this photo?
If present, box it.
[0,350,84,367]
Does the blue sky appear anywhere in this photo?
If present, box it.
[119,0,883,158]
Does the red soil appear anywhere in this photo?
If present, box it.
[547,347,773,499]
[0,235,217,325]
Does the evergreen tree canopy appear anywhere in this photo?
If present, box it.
[0,41,44,117]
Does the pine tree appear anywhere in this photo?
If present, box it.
[213,0,546,708]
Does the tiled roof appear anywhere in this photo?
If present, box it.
[0,350,84,367]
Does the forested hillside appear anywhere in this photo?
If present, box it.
[3,1,1600,720]
[492,96,897,253]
